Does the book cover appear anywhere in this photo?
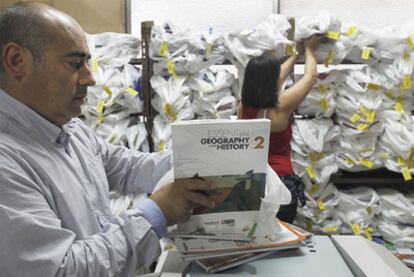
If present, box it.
[171,119,270,237]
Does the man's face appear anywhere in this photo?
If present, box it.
[24,24,95,126]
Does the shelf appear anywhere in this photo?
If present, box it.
[331,168,414,188]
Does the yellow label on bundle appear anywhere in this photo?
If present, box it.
[403,50,410,61]
[402,167,412,181]
[320,98,328,112]
[346,26,357,36]
[367,206,373,215]
[167,60,174,73]
[308,184,320,196]
[319,84,327,93]
[361,47,371,60]
[406,36,414,49]
[306,166,316,179]
[96,99,104,114]
[364,228,373,240]
[167,60,178,80]
[159,42,168,57]
[357,123,368,131]
[317,199,326,211]
[367,111,376,123]
[398,156,406,166]
[206,43,212,57]
[367,83,380,90]
[308,153,316,166]
[395,101,404,114]
[324,50,334,67]
[102,85,113,97]
[403,75,412,90]
[360,159,373,168]
[126,87,139,97]
[158,141,165,151]
[351,224,361,235]
[91,58,99,73]
[163,103,177,122]
[345,157,354,165]
[385,89,394,98]
[322,226,338,233]
[96,115,104,124]
[325,31,340,40]
[286,44,294,56]
[350,113,361,123]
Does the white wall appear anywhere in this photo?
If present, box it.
[130,0,275,37]
[279,0,414,29]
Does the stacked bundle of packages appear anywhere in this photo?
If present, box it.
[297,70,342,118]
[149,22,235,151]
[294,184,342,234]
[375,29,414,181]
[150,22,228,76]
[376,189,414,247]
[83,32,148,151]
[337,186,380,239]
[334,67,385,171]
[291,118,341,234]
[225,14,293,96]
[296,11,348,66]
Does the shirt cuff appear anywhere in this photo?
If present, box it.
[135,198,167,238]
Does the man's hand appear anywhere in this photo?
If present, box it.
[150,179,216,225]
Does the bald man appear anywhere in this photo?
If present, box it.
[0,2,215,276]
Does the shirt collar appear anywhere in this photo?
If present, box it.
[0,88,76,145]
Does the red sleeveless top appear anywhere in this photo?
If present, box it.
[241,106,294,176]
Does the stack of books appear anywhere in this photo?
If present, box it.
[170,119,311,272]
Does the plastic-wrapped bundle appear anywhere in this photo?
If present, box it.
[339,23,380,65]
[377,219,414,248]
[291,118,340,190]
[378,189,414,225]
[375,26,410,63]
[335,69,384,136]
[187,68,235,93]
[225,14,292,67]
[84,33,144,148]
[85,66,143,115]
[297,70,344,117]
[125,122,150,153]
[378,110,414,160]
[188,68,237,119]
[192,92,237,119]
[377,111,414,179]
[335,148,383,172]
[152,115,172,152]
[151,75,194,123]
[336,186,380,235]
[295,11,341,41]
[86,32,140,67]
[296,184,340,234]
[149,22,228,75]
[295,213,342,235]
[296,11,348,65]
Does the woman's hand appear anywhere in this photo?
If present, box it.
[304,34,322,51]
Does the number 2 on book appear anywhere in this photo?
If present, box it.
[254,136,264,149]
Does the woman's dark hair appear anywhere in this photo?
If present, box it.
[241,53,281,108]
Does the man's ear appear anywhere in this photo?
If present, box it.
[2,42,32,81]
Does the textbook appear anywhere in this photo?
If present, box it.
[171,119,270,238]
[176,220,305,261]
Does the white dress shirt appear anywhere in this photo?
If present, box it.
[0,89,171,277]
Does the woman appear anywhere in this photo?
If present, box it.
[238,35,321,223]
